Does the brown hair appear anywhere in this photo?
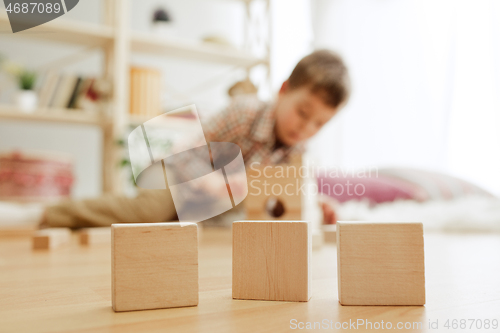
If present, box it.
[287,49,350,108]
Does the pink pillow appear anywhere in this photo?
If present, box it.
[317,168,494,204]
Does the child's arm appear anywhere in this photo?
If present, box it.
[41,189,177,228]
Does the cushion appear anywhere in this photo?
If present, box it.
[317,167,494,204]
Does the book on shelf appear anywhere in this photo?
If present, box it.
[37,70,59,108]
[129,66,162,119]
[50,75,79,109]
[36,71,110,113]
[66,77,83,109]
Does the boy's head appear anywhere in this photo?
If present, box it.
[274,49,350,146]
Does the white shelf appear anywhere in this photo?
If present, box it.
[131,31,266,67]
[0,105,105,127]
[0,13,114,48]
[0,13,266,67]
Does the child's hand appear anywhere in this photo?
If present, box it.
[319,194,338,224]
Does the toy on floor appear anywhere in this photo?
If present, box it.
[244,156,324,248]
[32,227,71,250]
[79,227,111,246]
[111,222,198,312]
[232,220,311,302]
[336,221,425,305]
[245,164,302,220]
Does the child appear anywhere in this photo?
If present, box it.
[39,49,350,228]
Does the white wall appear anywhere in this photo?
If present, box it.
[310,0,448,171]
[309,0,500,195]
[270,0,313,91]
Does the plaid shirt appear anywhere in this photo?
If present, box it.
[164,96,304,187]
[202,96,304,166]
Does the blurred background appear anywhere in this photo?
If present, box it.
[0,0,499,230]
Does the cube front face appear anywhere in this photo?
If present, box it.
[337,222,425,306]
[32,235,50,250]
[112,223,198,312]
[232,221,311,302]
[245,177,302,221]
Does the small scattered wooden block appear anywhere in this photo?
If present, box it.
[232,220,311,302]
[322,224,336,243]
[32,228,71,250]
[79,227,111,245]
[112,222,199,312]
[337,221,425,306]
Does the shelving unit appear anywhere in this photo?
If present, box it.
[128,113,198,129]
[0,13,114,47]
[0,105,105,127]
[0,0,271,194]
[130,32,266,67]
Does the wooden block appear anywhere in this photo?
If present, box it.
[232,220,311,302]
[322,224,336,243]
[337,221,425,305]
[112,222,199,312]
[245,162,303,221]
[79,227,111,246]
[32,228,71,250]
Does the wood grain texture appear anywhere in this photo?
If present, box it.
[32,228,71,250]
[112,222,198,312]
[337,221,425,306]
[79,227,111,246]
[232,221,311,302]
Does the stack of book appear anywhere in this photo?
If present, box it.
[36,71,110,112]
[129,66,162,119]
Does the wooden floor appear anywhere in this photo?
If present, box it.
[1,228,500,332]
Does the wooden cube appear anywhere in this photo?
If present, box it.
[337,221,425,305]
[112,222,198,312]
[79,227,111,246]
[232,220,311,302]
[244,157,323,232]
[245,160,302,221]
[32,228,71,250]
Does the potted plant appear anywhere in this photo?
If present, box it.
[15,69,38,113]
[1,60,38,113]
